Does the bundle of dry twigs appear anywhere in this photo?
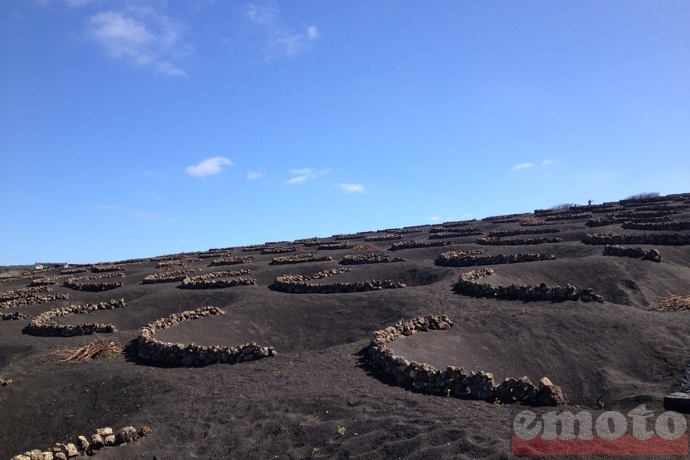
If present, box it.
[656,293,690,312]
[53,338,125,363]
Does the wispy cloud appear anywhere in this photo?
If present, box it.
[513,162,534,171]
[132,210,159,219]
[428,216,442,222]
[88,7,193,76]
[244,2,319,57]
[542,159,552,166]
[186,157,233,177]
[337,183,364,193]
[96,204,120,210]
[247,171,263,180]
[286,168,330,185]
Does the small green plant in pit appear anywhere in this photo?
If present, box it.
[312,447,320,454]
[337,425,346,436]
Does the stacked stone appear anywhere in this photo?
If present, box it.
[544,212,592,221]
[142,269,202,284]
[619,195,678,205]
[271,274,406,294]
[454,269,604,302]
[135,306,276,366]
[483,213,525,222]
[381,228,425,234]
[261,246,298,254]
[10,425,152,459]
[1,312,31,321]
[317,242,352,250]
[1,377,14,385]
[293,237,320,245]
[629,204,688,212]
[156,259,198,269]
[608,209,682,219]
[578,204,619,213]
[1,286,50,301]
[439,219,476,227]
[67,272,125,281]
[60,267,89,275]
[519,218,556,227]
[0,286,71,309]
[63,279,122,292]
[622,221,690,231]
[582,232,690,246]
[476,236,564,246]
[242,244,271,252]
[24,299,126,337]
[429,227,484,236]
[152,252,202,262]
[602,245,662,262]
[389,240,452,251]
[270,253,332,265]
[364,234,403,242]
[487,228,562,237]
[198,251,232,259]
[209,256,255,266]
[180,277,257,289]
[436,251,554,267]
[29,276,61,286]
[91,264,126,273]
[333,233,366,240]
[366,315,567,405]
[340,253,406,265]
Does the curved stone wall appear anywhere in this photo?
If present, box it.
[476,237,564,245]
[63,279,123,292]
[135,306,276,367]
[389,240,451,251]
[23,299,127,337]
[602,245,662,262]
[453,268,604,302]
[582,232,690,246]
[91,264,126,273]
[142,269,202,284]
[209,256,255,266]
[179,277,257,289]
[261,246,298,254]
[435,251,554,267]
[271,274,406,293]
[269,254,332,265]
[365,315,567,405]
[487,228,562,238]
[0,286,71,309]
[340,253,406,265]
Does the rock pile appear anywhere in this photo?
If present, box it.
[209,256,255,266]
[602,245,662,262]
[270,253,332,265]
[389,240,452,251]
[621,221,690,231]
[10,425,152,459]
[135,306,276,366]
[487,228,562,237]
[340,253,406,265]
[476,236,564,245]
[364,234,403,242]
[454,268,604,302]
[582,232,690,246]
[24,299,127,337]
[63,279,122,292]
[0,286,71,309]
[365,315,567,405]
[435,251,554,267]
[142,268,202,284]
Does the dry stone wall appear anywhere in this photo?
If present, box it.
[271,273,406,294]
[270,253,332,265]
[340,253,406,265]
[142,269,202,284]
[60,267,89,275]
[0,286,71,309]
[544,212,592,221]
[10,425,152,459]
[602,245,662,262]
[180,277,256,289]
[487,228,562,237]
[63,279,122,292]
[621,221,690,231]
[91,264,126,273]
[365,315,567,405]
[135,306,276,367]
[435,251,554,267]
[261,246,298,254]
[429,227,484,236]
[1,312,31,321]
[582,232,690,246]
[364,234,403,242]
[453,268,604,302]
[389,240,451,251]
[317,242,352,250]
[209,256,254,266]
[23,299,127,337]
[476,236,564,245]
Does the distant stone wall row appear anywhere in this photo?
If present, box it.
[23,299,127,337]
[487,228,562,238]
[0,286,71,309]
[602,245,661,262]
[0,312,31,320]
[67,272,126,282]
[209,256,255,266]
[179,277,257,289]
[135,306,276,367]
[63,279,122,292]
[608,209,682,219]
[429,227,484,236]
[91,264,127,273]
[318,242,352,250]
[582,232,690,246]
[142,268,202,284]
[621,221,690,231]
[453,268,604,302]
[261,246,298,254]
[519,218,557,227]
[60,267,89,275]
[365,315,567,405]
[364,234,403,242]
[271,270,406,294]
[389,240,452,251]
[340,253,406,265]
[435,251,554,267]
[10,425,152,460]
[270,254,332,265]
[544,212,592,221]
[476,237,564,246]
[585,216,672,227]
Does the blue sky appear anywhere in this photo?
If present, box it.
[1,0,689,265]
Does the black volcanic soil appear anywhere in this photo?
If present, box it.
[2,193,690,459]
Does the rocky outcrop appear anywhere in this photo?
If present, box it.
[435,251,554,267]
[135,306,276,367]
[209,256,255,266]
[10,425,151,459]
[582,232,690,246]
[453,268,604,302]
[142,269,202,284]
[365,315,567,405]
[270,254,332,265]
[476,236,564,245]
[23,299,127,337]
[340,253,406,265]
[602,245,662,262]
[389,240,452,251]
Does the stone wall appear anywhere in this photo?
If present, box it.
[340,253,406,265]
[364,234,403,242]
[67,272,126,281]
[23,299,127,337]
[10,425,151,459]
[63,279,122,292]
[261,246,298,254]
[317,242,352,250]
[179,277,257,289]
[487,228,562,238]
[476,237,564,245]
[582,232,690,246]
[91,264,126,273]
[429,227,484,236]
[389,240,452,251]
[453,268,604,302]
[621,221,690,231]
[544,212,592,221]
[60,267,89,275]
[602,245,662,262]
[209,256,255,266]
[198,251,232,259]
[365,315,567,405]
[270,254,332,265]
[435,251,554,267]
[135,306,276,367]
[0,286,71,309]
[608,209,682,219]
[242,244,271,252]
[142,269,202,284]
[271,273,406,294]
[1,312,31,321]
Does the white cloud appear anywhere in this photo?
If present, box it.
[88,8,192,76]
[244,3,319,57]
[428,216,442,222]
[513,162,534,170]
[186,157,233,177]
[542,159,552,166]
[338,183,364,193]
[247,171,263,180]
[285,168,331,185]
